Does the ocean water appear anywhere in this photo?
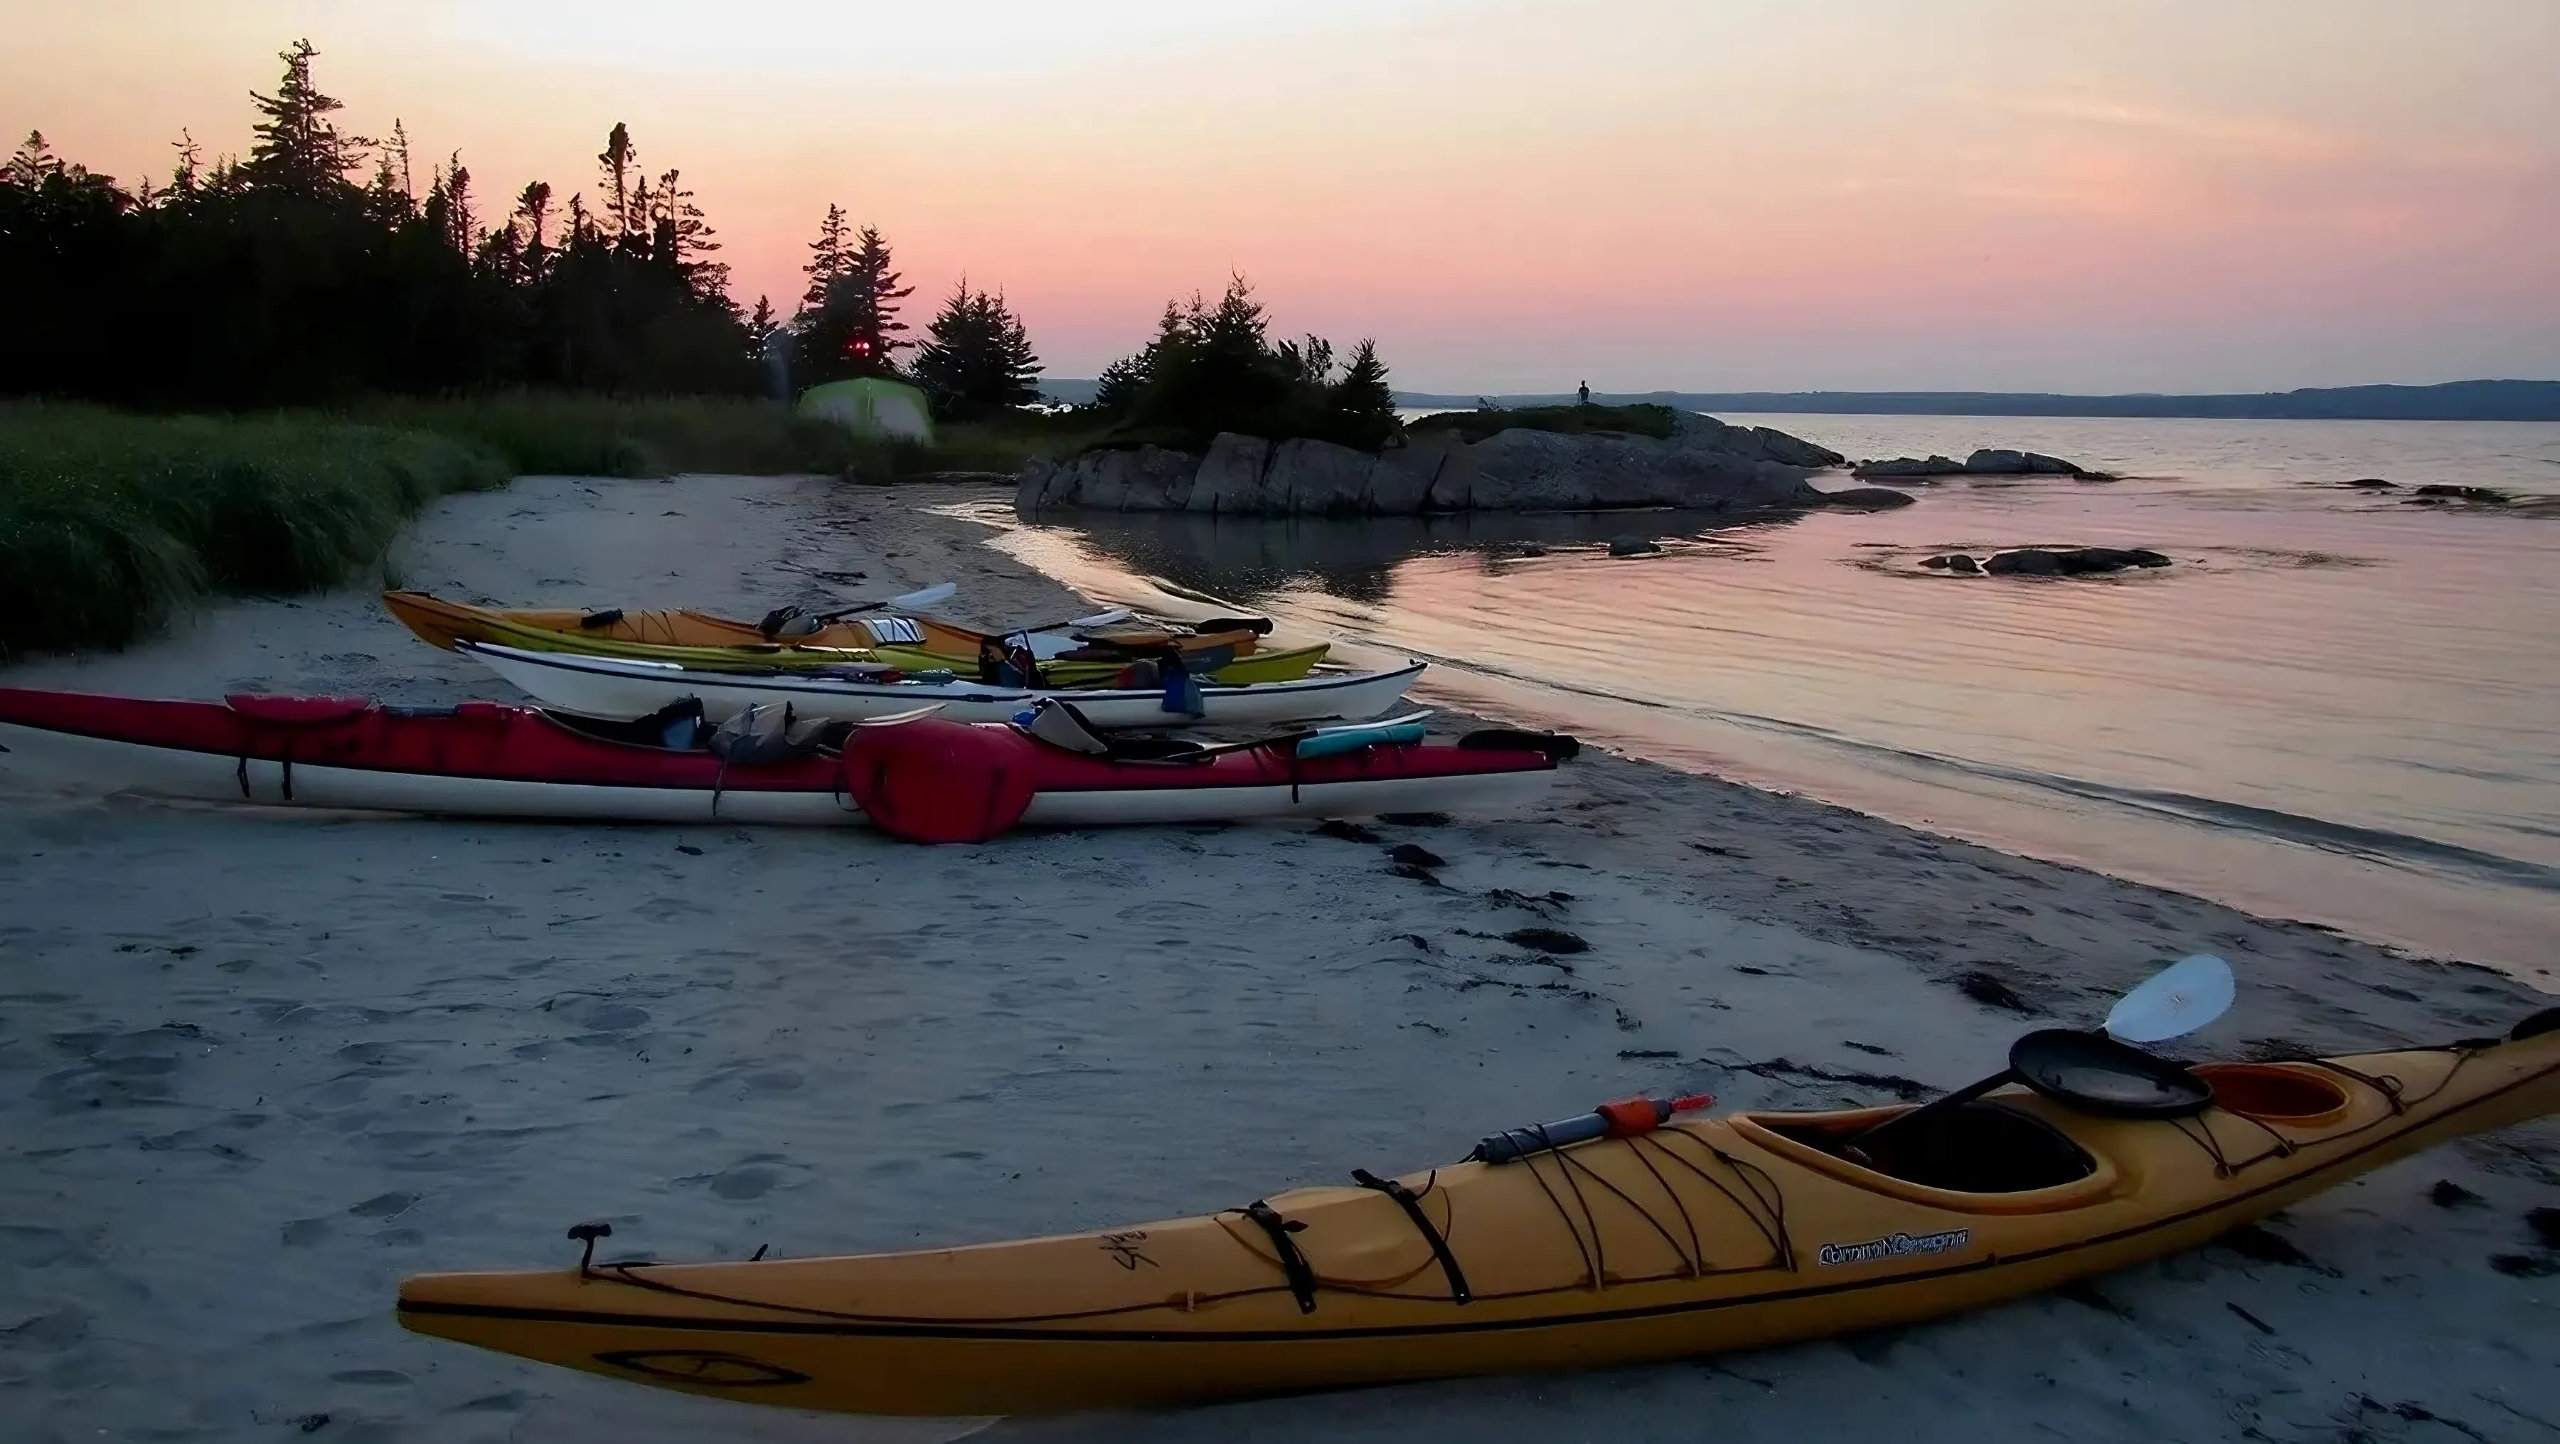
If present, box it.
[964,416,2560,984]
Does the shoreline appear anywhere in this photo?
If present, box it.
[966,444,2560,986]
[3,473,2554,1443]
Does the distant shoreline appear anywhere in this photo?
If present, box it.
[1036,377,2560,423]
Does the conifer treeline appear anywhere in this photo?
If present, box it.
[1,41,763,404]
[3,38,1403,448]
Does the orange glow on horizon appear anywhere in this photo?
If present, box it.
[7,0,2554,391]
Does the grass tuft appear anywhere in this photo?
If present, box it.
[0,403,509,655]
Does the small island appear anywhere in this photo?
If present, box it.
[1016,284,1867,516]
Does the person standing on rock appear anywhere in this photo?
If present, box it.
[1578,380,1590,408]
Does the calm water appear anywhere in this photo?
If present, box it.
[963,416,2560,984]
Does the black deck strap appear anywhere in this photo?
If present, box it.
[235,754,251,800]
[2308,1058,2408,1115]
[279,750,293,802]
[1240,1200,1318,1314]
[1351,1169,1471,1304]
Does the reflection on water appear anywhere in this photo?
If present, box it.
[1033,509,1800,605]
[968,416,2560,986]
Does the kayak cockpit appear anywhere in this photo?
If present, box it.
[1727,1101,2124,1213]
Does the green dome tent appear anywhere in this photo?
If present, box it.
[797,378,936,445]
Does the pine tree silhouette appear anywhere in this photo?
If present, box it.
[244,39,362,195]
[801,203,850,310]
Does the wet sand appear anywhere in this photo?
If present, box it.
[2,474,2555,1443]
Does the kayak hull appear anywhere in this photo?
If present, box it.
[0,688,1551,832]
[0,722,862,824]
[382,592,1326,685]
[397,1028,2560,1414]
[460,641,1426,729]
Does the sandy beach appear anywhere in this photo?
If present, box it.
[4,472,2556,1444]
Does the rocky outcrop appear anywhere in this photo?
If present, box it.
[1185,433,1270,514]
[1853,449,2110,481]
[1017,412,1848,516]
[1017,444,1194,512]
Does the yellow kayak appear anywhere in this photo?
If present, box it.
[381,591,1330,689]
[398,1013,2560,1416]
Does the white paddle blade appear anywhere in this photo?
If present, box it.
[2104,953,2235,1043]
[1067,608,1135,629]
[890,582,957,611]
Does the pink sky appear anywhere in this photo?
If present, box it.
[10,0,2556,391]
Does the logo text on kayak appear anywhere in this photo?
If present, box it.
[1816,1228,1971,1267]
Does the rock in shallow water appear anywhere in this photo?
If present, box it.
[1854,450,2109,480]
[1983,547,2172,576]
[2408,484,2510,504]
[1608,536,1662,556]
[1819,487,1918,509]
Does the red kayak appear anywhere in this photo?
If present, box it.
[0,688,1575,841]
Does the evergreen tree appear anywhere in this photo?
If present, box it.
[243,39,363,196]
[363,119,413,224]
[840,224,912,369]
[801,203,849,310]
[1086,276,1399,450]
[912,282,1042,416]
[1329,339,1402,450]
[507,180,553,281]
[793,222,912,382]
[169,130,204,201]
[649,167,728,301]
[423,152,475,255]
[596,122,640,243]
[1277,334,1334,386]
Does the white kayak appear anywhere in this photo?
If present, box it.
[457,641,1429,729]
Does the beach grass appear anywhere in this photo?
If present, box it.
[357,394,874,479]
[1408,402,1680,443]
[0,403,512,655]
[0,395,1088,656]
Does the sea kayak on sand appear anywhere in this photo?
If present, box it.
[396,1016,2560,1415]
[0,688,1568,839]
[381,591,1322,687]
[458,640,1427,729]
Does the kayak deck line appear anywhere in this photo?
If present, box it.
[395,1033,2556,1348]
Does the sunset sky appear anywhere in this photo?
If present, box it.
[11,0,2555,392]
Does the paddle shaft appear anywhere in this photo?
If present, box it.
[1844,1068,2017,1162]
